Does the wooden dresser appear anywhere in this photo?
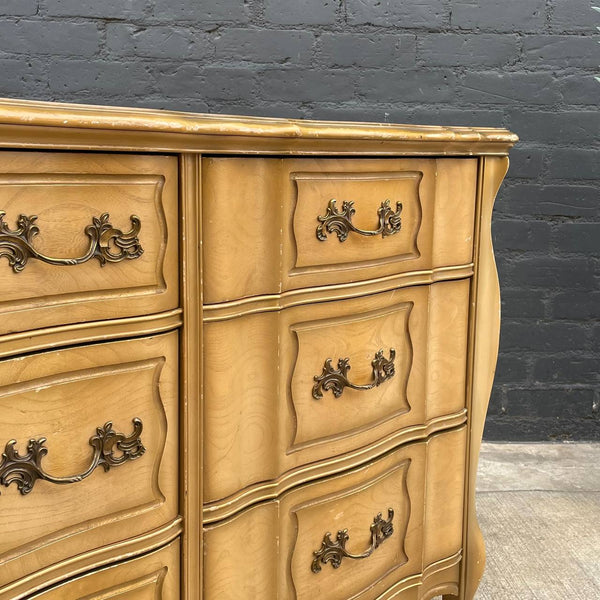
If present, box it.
[0,98,516,600]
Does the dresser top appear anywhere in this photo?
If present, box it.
[0,97,518,155]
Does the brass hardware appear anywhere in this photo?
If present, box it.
[0,418,145,495]
[312,508,394,573]
[0,211,143,273]
[312,348,396,400]
[316,199,402,242]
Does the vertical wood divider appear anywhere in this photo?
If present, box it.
[180,153,203,600]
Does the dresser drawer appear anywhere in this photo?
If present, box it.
[0,332,179,593]
[29,539,180,600]
[0,152,178,335]
[203,279,469,512]
[204,427,466,600]
[203,157,477,303]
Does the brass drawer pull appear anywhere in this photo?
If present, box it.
[0,211,143,273]
[0,418,145,496]
[316,199,402,242]
[312,508,394,573]
[312,348,396,400]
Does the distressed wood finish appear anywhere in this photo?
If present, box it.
[202,157,477,302]
[0,98,515,600]
[0,152,179,335]
[0,97,518,156]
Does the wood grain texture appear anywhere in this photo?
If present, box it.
[0,332,179,594]
[202,158,477,303]
[2,520,182,600]
[178,154,203,600]
[0,99,516,600]
[460,156,509,600]
[202,411,467,524]
[0,309,182,360]
[0,152,178,335]
[29,538,180,600]
[202,263,474,322]
[203,427,466,600]
[291,169,421,271]
[203,279,470,507]
[0,98,518,157]
[0,124,518,158]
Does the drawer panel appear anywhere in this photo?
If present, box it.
[29,539,180,600]
[204,279,469,507]
[0,152,178,335]
[203,427,466,600]
[203,157,477,303]
[0,332,179,590]
[293,170,420,270]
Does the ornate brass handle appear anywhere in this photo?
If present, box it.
[312,508,394,573]
[312,348,396,400]
[0,418,145,495]
[0,211,143,273]
[316,199,402,242]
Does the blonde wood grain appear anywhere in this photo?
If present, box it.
[0,98,519,144]
[0,309,182,360]
[179,154,202,600]
[0,123,518,158]
[371,553,461,600]
[0,332,179,593]
[202,157,282,300]
[2,520,182,600]
[291,169,422,271]
[426,280,470,422]
[202,411,467,524]
[0,152,178,335]
[203,279,470,508]
[423,427,467,566]
[202,158,477,303]
[0,98,517,600]
[203,427,466,600]
[29,538,180,600]
[459,156,509,600]
[202,263,474,322]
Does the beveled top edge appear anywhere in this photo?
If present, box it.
[0,97,518,147]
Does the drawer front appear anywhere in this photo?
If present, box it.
[203,157,477,303]
[203,427,466,600]
[0,332,179,590]
[203,279,469,508]
[0,152,178,335]
[30,539,180,599]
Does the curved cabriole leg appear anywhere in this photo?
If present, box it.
[460,156,509,600]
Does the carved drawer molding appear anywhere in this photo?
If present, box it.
[0,98,516,600]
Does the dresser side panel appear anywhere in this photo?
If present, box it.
[461,156,508,600]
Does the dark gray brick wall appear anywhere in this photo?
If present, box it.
[0,0,598,440]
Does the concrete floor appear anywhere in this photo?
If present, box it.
[474,442,600,599]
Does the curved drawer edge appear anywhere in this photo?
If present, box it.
[375,550,462,600]
[0,517,182,600]
[203,410,467,523]
[0,308,182,359]
[203,263,474,322]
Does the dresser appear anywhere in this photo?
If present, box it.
[0,98,516,600]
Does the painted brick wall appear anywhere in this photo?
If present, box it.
[0,0,598,440]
